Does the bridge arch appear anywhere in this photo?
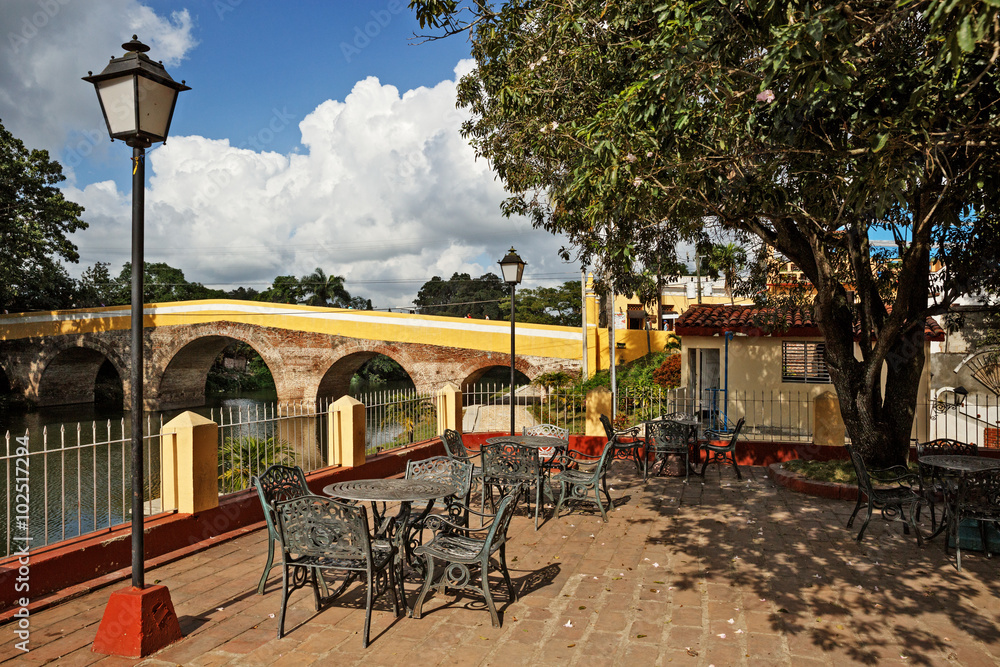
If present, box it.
[312,341,420,402]
[33,337,128,407]
[458,356,539,389]
[149,323,284,411]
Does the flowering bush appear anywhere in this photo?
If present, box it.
[652,354,681,388]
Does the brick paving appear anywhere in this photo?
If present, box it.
[2,463,1000,666]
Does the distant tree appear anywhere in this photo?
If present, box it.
[227,286,260,300]
[501,280,582,326]
[706,243,748,305]
[0,121,87,313]
[116,262,227,303]
[349,295,373,310]
[257,275,305,304]
[413,272,506,319]
[301,268,351,307]
[75,261,125,307]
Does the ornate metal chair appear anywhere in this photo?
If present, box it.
[552,441,617,522]
[523,423,569,474]
[699,417,745,480]
[405,456,475,530]
[274,495,400,646]
[845,444,924,546]
[440,429,483,480]
[645,419,691,482]
[412,484,522,628]
[946,468,1000,571]
[599,413,643,474]
[481,442,544,530]
[252,464,325,596]
[915,439,977,533]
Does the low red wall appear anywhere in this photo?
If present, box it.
[0,439,443,618]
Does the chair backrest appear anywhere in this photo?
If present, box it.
[599,414,616,441]
[441,429,470,459]
[916,438,977,458]
[482,442,540,482]
[845,444,874,494]
[523,424,569,440]
[486,484,524,552]
[592,440,617,482]
[406,456,474,499]
[276,495,372,563]
[648,420,688,451]
[252,464,311,535]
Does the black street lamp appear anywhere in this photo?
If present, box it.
[85,36,189,658]
[499,247,525,435]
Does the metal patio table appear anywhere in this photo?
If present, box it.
[643,415,701,476]
[323,478,455,614]
[918,455,1000,568]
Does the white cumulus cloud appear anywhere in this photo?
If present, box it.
[64,63,576,308]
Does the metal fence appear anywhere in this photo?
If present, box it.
[1,415,165,558]
[357,388,438,455]
[213,399,332,495]
[920,393,1000,447]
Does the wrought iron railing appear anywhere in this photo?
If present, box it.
[357,388,438,455]
[0,416,165,558]
[213,399,331,495]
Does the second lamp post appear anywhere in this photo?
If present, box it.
[498,248,525,435]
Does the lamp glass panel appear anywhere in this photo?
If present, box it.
[97,77,137,135]
[136,76,177,140]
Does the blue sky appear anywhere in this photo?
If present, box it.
[2,0,583,309]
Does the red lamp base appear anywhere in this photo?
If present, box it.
[92,585,182,658]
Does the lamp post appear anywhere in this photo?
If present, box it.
[84,36,189,658]
[499,248,525,435]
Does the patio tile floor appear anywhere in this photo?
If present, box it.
[3,463,999,666]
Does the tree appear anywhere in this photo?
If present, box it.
[412,0,1000,467]
[706,243,748,305]
[116,262,227,303]
[75,261,125,307]
[0,121,87,313]
[257,275,305,304]
[301,268,351,307]
[413,272,506,318]
[500,280,582,326]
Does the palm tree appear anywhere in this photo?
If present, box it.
[301,268,351,307]
[707,243,747,305]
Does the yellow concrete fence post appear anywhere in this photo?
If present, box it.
[436,382,463,435]
[328,395,366,467]
[160,411,219,514]
[586,387,613,437]
[813,391,846,448]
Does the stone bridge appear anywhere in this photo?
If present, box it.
[0,300,585,410]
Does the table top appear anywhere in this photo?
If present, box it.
[323,478,455,503]
[648,415,700,427]
[918,455,1000,474]
[484,435,568,448]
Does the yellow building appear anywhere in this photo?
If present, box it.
[611,277,754,332]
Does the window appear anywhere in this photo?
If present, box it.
[782,342,831,383]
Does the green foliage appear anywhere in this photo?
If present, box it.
[205,343,275,394]
[300,268,351,307]
[408,0,1000,466]
[0,121,87,313]
[114,262,228,304]
[219,436,294,493]
[352,354,411,388]
[413,272,506,319]
[501,281,582,326]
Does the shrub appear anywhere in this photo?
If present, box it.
[652,354,681,388]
